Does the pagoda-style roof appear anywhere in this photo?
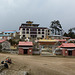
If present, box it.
[21,23,39,27]
[26,21,33,24]
[37,39,58,45]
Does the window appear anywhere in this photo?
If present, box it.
[48,33,49,35]
[23,35,25,37]
[48,30,50,32]
[38,32,40,34]
[42,35,44,38]
[23,28,25,30]
[8,33,10,34]
[42,32,44,34]
[38,29,40,31]
[42,29,44,31]
[27,28,29,30]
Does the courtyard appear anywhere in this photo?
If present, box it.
[0,53,75,75]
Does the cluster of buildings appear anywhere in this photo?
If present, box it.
[0,30,17,40]
[0,21,75,57]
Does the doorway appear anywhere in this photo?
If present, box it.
[68,50,72,56]
[24,49,28,54]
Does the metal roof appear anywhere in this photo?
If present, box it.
[0,34,10,37]
[19,41,33,46]
[0,40,6,43]
[58,43,75,48]
[3,30,16,33]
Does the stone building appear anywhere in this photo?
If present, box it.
[19,21,50,39]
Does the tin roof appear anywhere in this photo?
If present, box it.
[3,30,16,33]
[0,34,10,37]
[69,39,75,41]
[0,40,6,43]
[58,43,75,48]
[55,39,66,42]
[19,41,33,46]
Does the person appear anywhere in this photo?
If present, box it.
[8,58,12,64]
[1,61,4,64]
[5,58,12,64]
[5,58,8,63]
[4,63,8,68]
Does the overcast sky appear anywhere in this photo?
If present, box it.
[0,0,75,32]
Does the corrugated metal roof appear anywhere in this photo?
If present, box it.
[0,40,6,43]
[3,30,16,33]
[58,43,75,48]
[19,41,33,46]
[55,39,66,42]
[0,34,10,37]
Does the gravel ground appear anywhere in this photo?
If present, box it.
[0,53,75,75]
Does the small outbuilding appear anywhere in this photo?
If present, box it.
[18,41,33,55]
[58,43,75,56]
[0,40,11,50]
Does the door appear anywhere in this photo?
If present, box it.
[68,50,72,56]
[24,49,28,54]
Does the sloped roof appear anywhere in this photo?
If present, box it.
[3,30,16,33]
[0,40,6,43]
[58,43,75,48]
[19,41,33,46]
[55,39,66,42]
[69,39,75,41]
[0,34,10,37]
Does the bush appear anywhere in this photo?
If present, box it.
[8,39,19,45]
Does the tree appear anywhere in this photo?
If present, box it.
[8,39,19,45]
[68,28,75,38]
[0,44,2,52]
[63,32,68,37]
[68,31,75,38]
[50,20,63,35]
[68,28,72,33]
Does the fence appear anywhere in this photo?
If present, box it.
[33,51,40,55]
[2,49,18,54]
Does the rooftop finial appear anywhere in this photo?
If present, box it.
[26,21,33,24]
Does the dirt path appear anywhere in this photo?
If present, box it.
[0,53,75,75]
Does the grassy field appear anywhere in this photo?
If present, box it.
[0,53,75,75]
